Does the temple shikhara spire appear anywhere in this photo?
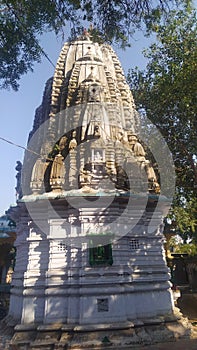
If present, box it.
[22,32,160,197]
[7,34,187,349]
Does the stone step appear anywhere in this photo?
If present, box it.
[8,319,192,350]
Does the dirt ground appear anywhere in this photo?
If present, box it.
[134,290,197,349]
[177,292,197,323]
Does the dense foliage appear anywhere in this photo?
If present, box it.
[128,6,197,243]
[169,236,197,256]
[0,0,188,90]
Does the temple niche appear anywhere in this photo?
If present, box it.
[7,33,188,349]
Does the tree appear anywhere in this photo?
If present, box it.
[165,198,197,245]
[128,5,197,243]
[0,0,189,90]
[172,199,197,244]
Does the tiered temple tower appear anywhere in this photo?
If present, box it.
[7,33,184,349]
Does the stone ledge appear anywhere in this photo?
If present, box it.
[37,324,62,331]
[73,321,134,332]
[11,315,180,333]
[7,315,193,350]
[14,324,37,331]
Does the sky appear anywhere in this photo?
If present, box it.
[0,30,151,216]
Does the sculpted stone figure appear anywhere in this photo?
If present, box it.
[69,131,77,150]
[115,130,128,149]
[31,159,47,194]
[81,28,91,40]
[142,160,160,193]
[127,134,146,157]
[115,131,124,144]
[124,133,160,193]
[59,136,68,151]
[94,150,103,162]
[80,169,92,187]
[50,153,65,191]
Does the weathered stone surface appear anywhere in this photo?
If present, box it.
[7,320,193,350]
[21,35,160,196]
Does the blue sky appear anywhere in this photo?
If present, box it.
[0,30,151,215]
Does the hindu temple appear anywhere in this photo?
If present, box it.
[6,32,190,349]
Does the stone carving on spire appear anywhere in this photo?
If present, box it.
[93,124,101,138]
[127,134,146,157]
[50,152,65,192]
[24,37,160,195]
[69,131,77,150]
[31,158,47,194]
[59,136,68,152]
[124,132,160,192]
[82,28,91,41]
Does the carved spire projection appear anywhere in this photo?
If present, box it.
[23,36,160,196]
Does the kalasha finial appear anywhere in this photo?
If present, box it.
[82,28,90,40]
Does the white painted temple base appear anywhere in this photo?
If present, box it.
[7,195,192,349]
[8,195,174,327]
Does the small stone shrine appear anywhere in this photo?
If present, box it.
[7,32,190,349]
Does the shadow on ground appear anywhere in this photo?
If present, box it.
[177,290,197,324]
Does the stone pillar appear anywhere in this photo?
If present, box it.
[69,149,78,189]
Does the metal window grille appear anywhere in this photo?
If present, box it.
[129,239,140,250]
[89,242,113,266]
[57,242,67,251]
